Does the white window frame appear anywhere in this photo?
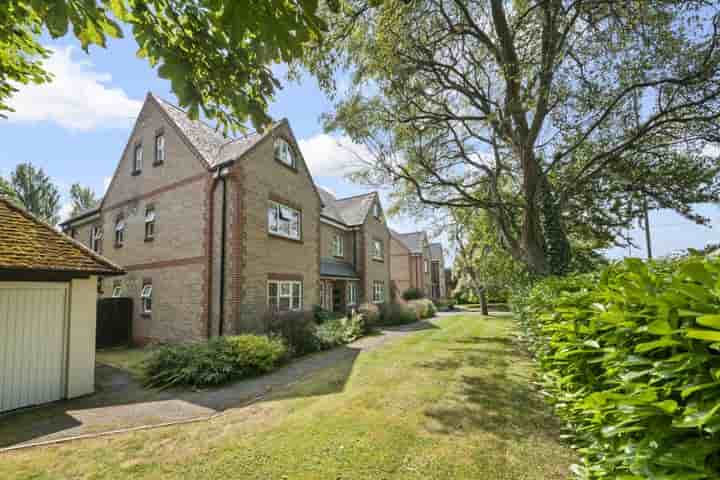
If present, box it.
[274,138,296,168]
[145,207,156,240]
[347,282,359,306]
[267,280,302,312]
[141,284,153,313]
[133,144,143,172]
[373,202,381,218]
[90,225,102,252]
[112,285,122,298]
[268,201,301,240]
[424,259,429,273]
[332,233,344,257]
[155,133,165,163]
[115,218,125,246]
[372,281,385,304]
[373,239,383,260]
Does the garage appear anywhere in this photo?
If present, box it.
[0,198,123,413]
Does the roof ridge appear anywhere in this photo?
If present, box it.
[0,197,123,273]
[334,191,377,202]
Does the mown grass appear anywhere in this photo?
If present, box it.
[1,314,573,479]
[95,347,151,377]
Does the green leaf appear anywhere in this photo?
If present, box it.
[686,329,720,342]
[635,338,681,353]
[696,314,720,330]
[647,318,673,335]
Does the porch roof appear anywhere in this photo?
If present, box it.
[320,257,360,279]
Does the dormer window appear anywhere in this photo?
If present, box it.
[274,138,296,169]
[154,132,165,165]
[133,143,143,174]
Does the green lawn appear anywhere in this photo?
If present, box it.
[95,347,151,377]
[2,314,573,479]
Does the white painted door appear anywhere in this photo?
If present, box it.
[0,282,68,413]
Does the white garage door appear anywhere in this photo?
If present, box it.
[0,282,69,412]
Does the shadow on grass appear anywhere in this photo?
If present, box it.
[379,320,439,332]
[421,333,560,443]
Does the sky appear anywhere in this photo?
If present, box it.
[0,33,717,262]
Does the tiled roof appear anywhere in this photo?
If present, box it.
[0,198,123,275]
[393,231,425,254]
[320,189,377,227]
[320,257,360,279]
[429,242,443,260]
[152,95,228,166]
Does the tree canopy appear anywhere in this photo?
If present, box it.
[9,163,61,225]
[1,0,336,132]
[308,0,720,275]
[69,183,99,217]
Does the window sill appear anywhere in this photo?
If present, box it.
[114,243,123,249]
[131,170,142,176]
[144,236,154,243]
[152,160,164,167]
[333,255,345,260]
[141,312,152,318]
[372,257,384,262]
[268,232,303,244]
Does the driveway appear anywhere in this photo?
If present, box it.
[0,320,441,450]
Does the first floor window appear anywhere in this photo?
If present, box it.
[372,281,385,303]
[320,281,332,311]
[115,217,125,246]
[424,259,429,273]
[268,280,302,312]
[347,282,359,306]
[112,282,123,298]
[274,137,297,168]
[268,201,301,240]
[332,233,344,257]
[90,225,102,252]
[373,239,384,260]
[141,283,153,313]
[144,206,156,240]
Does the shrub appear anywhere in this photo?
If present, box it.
[378,302,419,326]
[141,335,287,389]
[402,287,425,301]
[408,299,436,319]
[314,319,347,348]
[265,310,320,356]
[516,257,720,479]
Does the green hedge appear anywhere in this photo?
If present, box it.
[141,334,287,389]
[512,257,720,479]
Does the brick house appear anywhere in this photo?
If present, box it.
[390,230,446,299]
[61,93,393,343]
[317,189,392,313]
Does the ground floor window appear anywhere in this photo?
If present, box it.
[268,280,302,311]
[372,280,385,303]
[141,282,153,314]
[347,281,359,306]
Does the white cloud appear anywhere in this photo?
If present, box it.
[58,202,73,223]
[7,46,142,131]
[298,134,372,177]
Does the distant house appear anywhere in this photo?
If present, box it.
[0,197,123,413]
[390,230,447,299]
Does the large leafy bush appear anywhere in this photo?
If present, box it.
[402,287,425,301]
[513,257,720,479]
[141,335,287,389]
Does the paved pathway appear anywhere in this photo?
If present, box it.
[0,319,449,450]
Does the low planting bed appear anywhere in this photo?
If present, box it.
[512,257,720,479]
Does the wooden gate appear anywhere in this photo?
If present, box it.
[96,297,133,348]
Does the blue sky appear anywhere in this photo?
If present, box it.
[0,33,717,261]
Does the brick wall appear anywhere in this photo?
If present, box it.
[360,198,392,304]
